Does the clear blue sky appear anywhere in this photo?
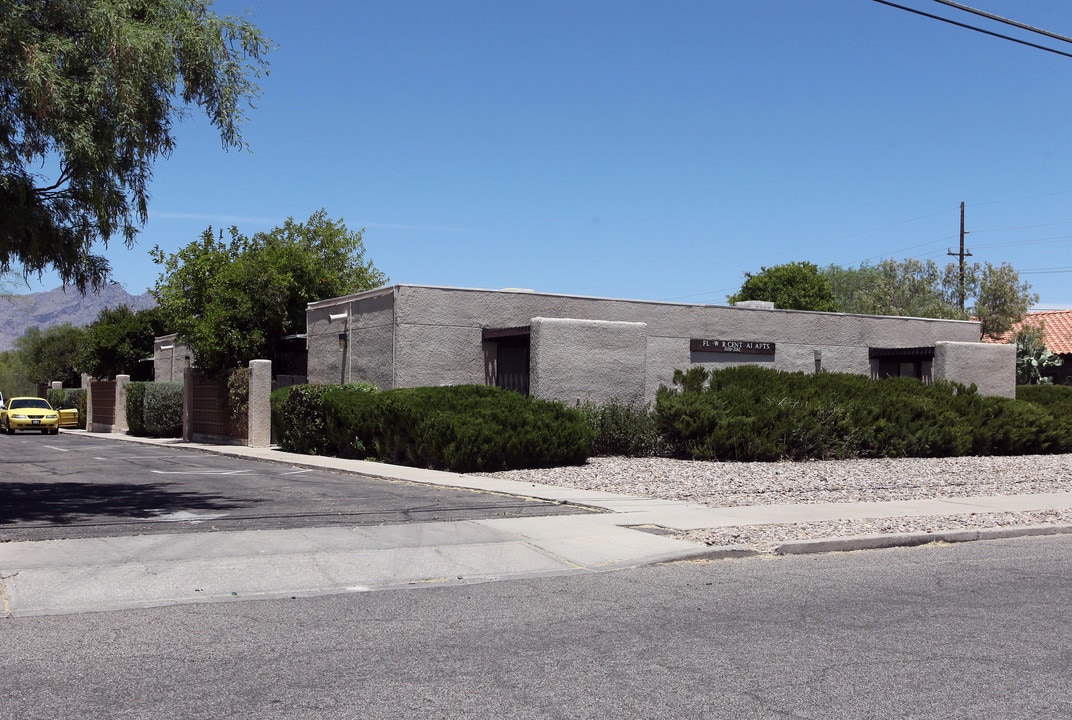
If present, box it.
[20,0,1072,309]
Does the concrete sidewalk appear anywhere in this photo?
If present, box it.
[3,432,1072,617]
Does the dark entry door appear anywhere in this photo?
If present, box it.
[496,340,530,395]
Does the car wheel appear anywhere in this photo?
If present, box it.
[50,428,59,435]
[3,419,10,435]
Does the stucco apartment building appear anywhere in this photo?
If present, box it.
[304,284,1015,404]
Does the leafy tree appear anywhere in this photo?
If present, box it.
[0,0,272,291]
[976,261,1038,339]
[14,323,87,387]
[0,349,35,397]
[727,261,838,311]
[151,210,388,375]
[822,258,1036,335]
[80,305,165,379]
[824,258,964,319]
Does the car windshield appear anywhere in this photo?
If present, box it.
[10,399,51,410]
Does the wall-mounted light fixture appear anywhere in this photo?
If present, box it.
[329,312,348,322]
[160,344,174,351]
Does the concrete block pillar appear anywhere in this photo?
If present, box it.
[530,318,648,406]
[934,341,1016,399]
[86,382,94,427]
[247,359,272,448]
[115,375,130,433]
[183,366,194,443]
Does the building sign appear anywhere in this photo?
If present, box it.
[690,339,776,355]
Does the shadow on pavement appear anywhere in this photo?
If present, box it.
[0,481,251,527]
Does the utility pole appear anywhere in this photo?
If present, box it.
[948,201,972,312]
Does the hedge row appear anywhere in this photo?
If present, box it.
[125,381,183,437]
[1017,384,1072,417]
[272,383,593,472]
[655,365,1072,461]
[47,388,87,429]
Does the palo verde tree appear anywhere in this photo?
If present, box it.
[727,261,838,312]
[975,261,1038,339]
[821,258,1036,337]
[823,259,964,319]
[151,210,388,375]
[0,0,272,291]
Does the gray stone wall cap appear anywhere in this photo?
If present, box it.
[304,283,983,326]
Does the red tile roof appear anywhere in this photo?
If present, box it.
[985,310,1072,354]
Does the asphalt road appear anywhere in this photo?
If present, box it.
[3,534,1071,719]
[0,432,592,542]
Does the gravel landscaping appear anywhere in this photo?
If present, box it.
[482,454,1072,551]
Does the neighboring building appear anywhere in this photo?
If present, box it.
[151,334,306,386]
[306,285,1015,403]
[153,334,192,382]
[985,309,1072,385]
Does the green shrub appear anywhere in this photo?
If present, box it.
[320,386,380,458]
[1017,384,1072,417]
[286,383,593,472]
[47,387,87,429]
[579,398,665,457]
[143,382,183,437]
[125,382,148,435]
[273,382,378,455]
[369,385,593,472]
[225,368,249,437]
[655,365,1072,461]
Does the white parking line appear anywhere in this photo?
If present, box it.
[150,470,253,475]
[100,455,191,460]
[283,469,314,475]
[43,446,68,452]
[148,510,232,523]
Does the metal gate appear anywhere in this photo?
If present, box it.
[90,380,116,426]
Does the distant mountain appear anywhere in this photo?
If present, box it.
[0,284,157,351]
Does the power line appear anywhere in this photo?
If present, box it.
[970,220,1072,234]
[872,0,1072,60]
[932,1,1072,46]
[970,234,1072,250]
[972,189,1072,207]
[1020,267,1072,275]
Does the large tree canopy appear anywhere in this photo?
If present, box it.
[730,257,1036,338]
[80,304,164,379]
[14,322,86,386]
[823,258,964,319]
[727,261,838,312]
[0,0,271,291]
[822,258,1036,338]
[151,210,388,375]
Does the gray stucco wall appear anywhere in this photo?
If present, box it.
[530,318,647,405]
[934,341,1016,398]
[307,288,396,388]
[153,334,192,382]
[306,285,1005,401]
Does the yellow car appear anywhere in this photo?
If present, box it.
[1,396,61,435]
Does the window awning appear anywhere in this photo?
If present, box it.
[482,326,531,341]
[869,346,935,359]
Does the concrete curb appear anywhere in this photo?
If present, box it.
[773,523,1072,555]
